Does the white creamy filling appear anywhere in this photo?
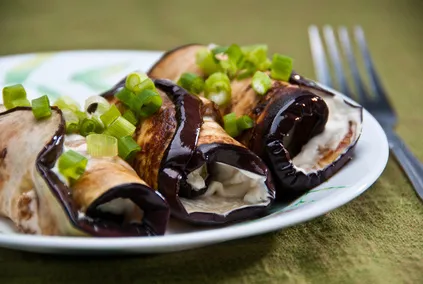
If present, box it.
[187,165,207,191]
[291,95,361,173]
[96,198,143,224]
[183,162,269,214]
[97,198,135,215]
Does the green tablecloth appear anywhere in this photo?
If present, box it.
[1,0,422,283]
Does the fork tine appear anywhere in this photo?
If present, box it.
[354,26,391,105]
[308,25,333,88]
[338,26,369,102]
[322,25,352,97]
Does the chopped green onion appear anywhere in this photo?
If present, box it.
[134,78,155,94]
[115,87,136,107]
[270,54,293,81]
[57,150,88,181]
[86,134,118,157]
[252,71,272,95]
[125,72,149,92]
[100,104,121,127]
[62,109,80,134]
[196,48,221,76]
[75,110,87,122]
[219,59,238,79]
[136,90,163,118]
[258,58,272,71]
[31,95,52,120]
[177,73,205,94]
[211,45,229,55]
[122,109,138,126]
[223,112,240,137]
[2,84,31,109]
[242,44,269,68]
[53,96,81,112]
[8,99,32,109]
[80,118,103,136]
[236,68,256,80]
[84,96,110,114]
[118,136,141,161]
[211,44,243,78]
[204,72,231,106]
[226,44,244,66]
[66,123,79,134]
[237,115,254,130]
[103,116,136,138]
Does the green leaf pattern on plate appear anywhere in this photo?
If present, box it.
[4,53,53,85]
[36,84,62,100]
[70,62,130,91]
[2,55,131,101]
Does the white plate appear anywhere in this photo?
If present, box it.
[0,50,389,254]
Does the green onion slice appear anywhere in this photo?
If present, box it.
[8,99,32,109]
[223,112,240,137]
[226,44,244,66]
[115,87,136,107]
[134,78,155,94]
[125,72,148,92]
[100,104,121,127]
[75,110,87,122]
[2,84,30,110]
[86,134,118,157]
[211,45,229,56]
[219,59,237,79]
[242,44,269,68]
[177,73,205,94]
[270,54,293,81]
[136,90,163,118]
[204,72,231,106]
[31,95,52,120]
[236,115,254,130]
[211,44,244,78]
[122,109,138,126]
[258,58,272,71]
[118,136,141,161]
[80,118,103,136]
[57,150,88,181]
[62,109,80,134]
[103,116,136,138]
[84,95,110,114]
[252,71,272,95]
[196,48,221,76]
[53,96,81,112]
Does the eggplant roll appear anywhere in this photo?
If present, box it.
[0,107,169,236]
[101,79,275,225]
[147,44,363,196]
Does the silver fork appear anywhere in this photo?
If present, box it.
[308,25,423,202]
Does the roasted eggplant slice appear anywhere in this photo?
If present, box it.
[0,107,169,236]
[101,79,275,225]
[147,44,363,197]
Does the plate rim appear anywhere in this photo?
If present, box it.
[0,50,390,252]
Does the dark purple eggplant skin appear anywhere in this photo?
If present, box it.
[289,71,364,121]
[28,107,170,237]
[154,79,275,225]
[247,90,330,198]
[251,71,362,199]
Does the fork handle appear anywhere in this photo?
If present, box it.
[386,130,423,201]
